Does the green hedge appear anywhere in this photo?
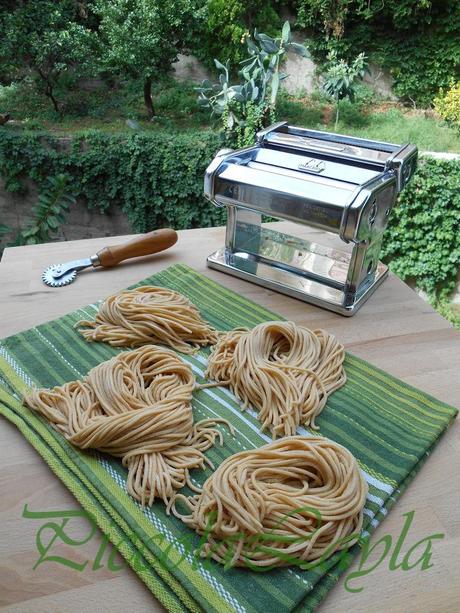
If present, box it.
[0,128,225,233]
[382,157,460,299]
[1,129,459,301]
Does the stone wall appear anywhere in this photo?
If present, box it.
[173,48,396,99]
[0,177,131,248]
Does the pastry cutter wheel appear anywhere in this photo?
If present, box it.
[42,228,178,287]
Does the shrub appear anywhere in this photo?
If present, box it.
[321,50,366,129]
[194,0,281,71]
[334,99,369,127]
[434,83,460,131]
[196,22,308,146]
[382,156,460,300]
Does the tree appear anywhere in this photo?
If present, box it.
[93,0,200,118]
[0,1,95,113]
[322,50,366,130]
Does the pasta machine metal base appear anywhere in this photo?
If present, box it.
[207,226,388,316]
[204,122,417,316]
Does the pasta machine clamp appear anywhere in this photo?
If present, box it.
[204,122,417,316]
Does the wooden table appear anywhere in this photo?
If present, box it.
[1,223,459,613]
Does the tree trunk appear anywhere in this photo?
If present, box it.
[143,78,155,118]
[335,99,340,131]
[47,88,60,114]
[37,68,60,114]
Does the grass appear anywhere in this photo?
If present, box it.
[334,108,460,153]
[278,96,460,153]
[1,78,460,152]
[0,78,211,133]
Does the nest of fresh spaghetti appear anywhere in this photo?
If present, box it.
[205,321,346,437]
[76,285,217,354]
[173,436,368,568]
[24,283,365,570]
[24,345,232,506]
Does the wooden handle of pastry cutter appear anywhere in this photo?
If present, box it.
[96,229,178,267]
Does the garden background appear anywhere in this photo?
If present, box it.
[1,0,460,325]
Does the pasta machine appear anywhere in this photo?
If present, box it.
[204,122,417,315]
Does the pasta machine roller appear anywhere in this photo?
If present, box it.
[205,122,417,316]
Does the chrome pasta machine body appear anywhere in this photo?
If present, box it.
[205,122,417,316]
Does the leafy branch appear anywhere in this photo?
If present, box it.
[15,174,76,245]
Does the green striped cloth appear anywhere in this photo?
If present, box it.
[0,264,457,612]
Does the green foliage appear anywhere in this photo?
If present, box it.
[0,78,78,121]
[196,21,308,145]
[15,174,76,245]
[193,0,281,71]
[228,101,269,148]
[275,91,324,127]
[0,78,213,128]
[321,50,366,129]
[0,128,226,233]
[434,82,460,131]
[297,0,349,38]
[0,0,96,113]
[154,81,206,120]
[296,0,460,105]
[3,78,460,153]
[382,157,460,300]
[93,0,201,117]
[322,51,366,102]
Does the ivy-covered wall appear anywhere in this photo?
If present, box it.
[1,129,460,302]
[0,175,132,242]
[0,128,225,234]
[294,0,460,106]
[382,156,460,300]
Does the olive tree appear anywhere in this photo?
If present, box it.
[93,0,200,118]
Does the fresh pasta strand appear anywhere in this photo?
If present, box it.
[205,321,346,437]
[172,436,368,569]
[23,345,233,506]
[76,285,218,354]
